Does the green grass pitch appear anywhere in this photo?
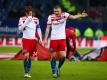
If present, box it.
[0,60,107,80]
[0,47,94,54]
[0,47,21,53]
[0,47,107,80]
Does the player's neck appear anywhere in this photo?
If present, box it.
[26,14,32,17]
[26,13,32,17]
[55,13,61,17]
[55,15,61,17]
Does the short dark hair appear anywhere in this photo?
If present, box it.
[53,5,61,9]
[25,6,33,14]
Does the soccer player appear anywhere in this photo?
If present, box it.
[43,5,88,78]
[66,27,76,59]
[18,6,42,78]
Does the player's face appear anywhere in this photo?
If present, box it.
[26,11,33,16]
[54,8,62,16]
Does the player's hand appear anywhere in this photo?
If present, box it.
[35,38,42,44]
[25,16,32,25]
[39,40,42,44]
[28,16,32,22]
[42,39,48,47]
[35,38,39,43]
[81,11,88,17]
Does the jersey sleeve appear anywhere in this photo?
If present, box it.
[36,19,42,42]
[70,31,76,50]
[18,18,23,30]
[64,12,70,19]
[36,19,40,28]
[47,15,52,25]
[18,17,30,31]
[37,19,39,26]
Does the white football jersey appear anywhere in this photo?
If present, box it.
[47,12,70,40]
[18,16,39,39]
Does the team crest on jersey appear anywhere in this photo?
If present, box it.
[61,16,66,19]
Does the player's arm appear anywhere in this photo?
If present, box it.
[68,11,88,19]
[36,24,42,43]
[43,24,51,42]
[18,17,32,31]
[43,15,52,44]
[71,33,76,51]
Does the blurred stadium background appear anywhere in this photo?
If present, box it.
[0,0,107,80]
[0,0,107,48]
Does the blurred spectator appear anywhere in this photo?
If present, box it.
[75,28,81,38]
[8,8,18,19]
[84,27,94,47]
[66,27,76,59]
[0,0,55,20]
[0,0,8,8]
[95,29,104,40]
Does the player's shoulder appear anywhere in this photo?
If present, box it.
[20,16,27,19]
[62,12,69,15]
[48,14,55,19]
[19,16,27,20]
[33,16,39,20]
